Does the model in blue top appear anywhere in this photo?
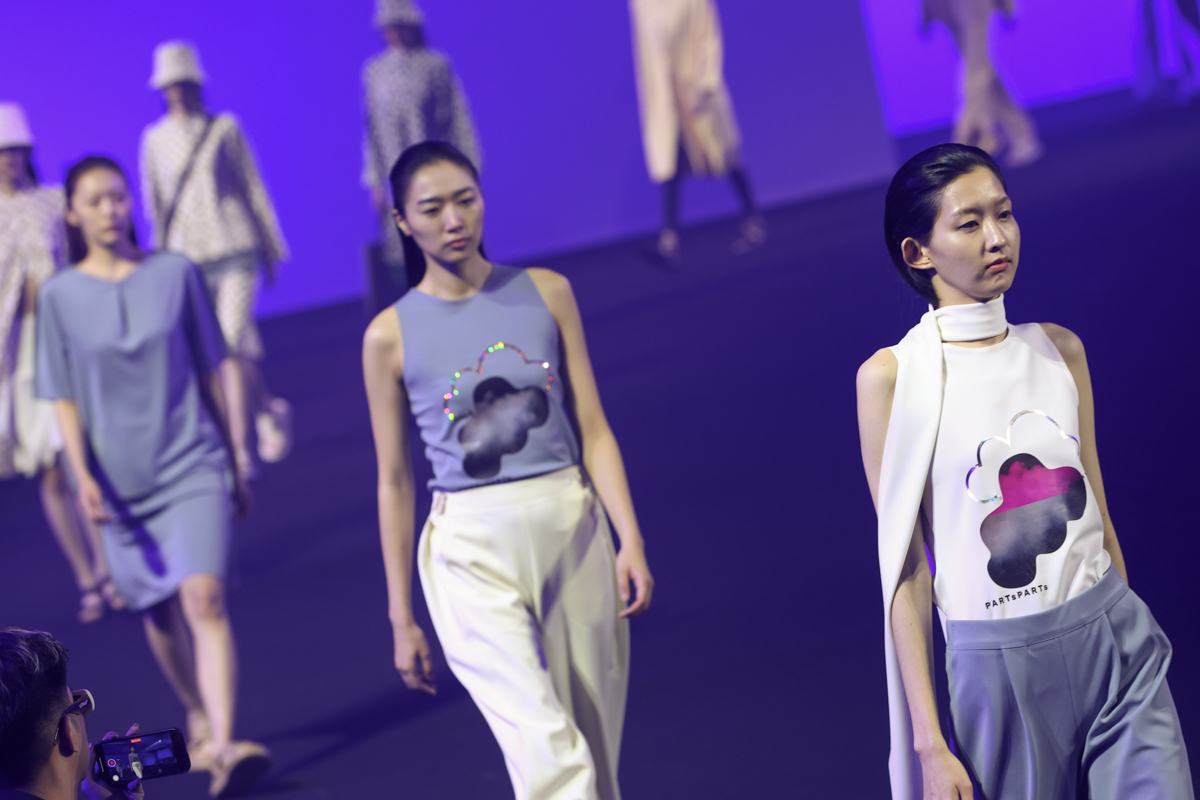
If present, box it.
[364,142,654,800]
[34,156,270,797]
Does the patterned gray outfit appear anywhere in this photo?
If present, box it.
[362,46,481,266]
[140,112,288,359]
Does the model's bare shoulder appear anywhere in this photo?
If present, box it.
[525,267,571,296]
[857,348,898,399]
[1038,323,1086,365]
[525,268,577,319]
[364,306,403,367]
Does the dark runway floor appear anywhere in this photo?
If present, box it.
[3,92,1199,798]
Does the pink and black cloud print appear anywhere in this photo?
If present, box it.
[966,410,1088,589]
[441,342,556,479]
[980,454,1085,588]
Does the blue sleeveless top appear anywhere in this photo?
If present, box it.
[394,265,581,491]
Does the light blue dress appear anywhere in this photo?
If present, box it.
[35,252,232,610]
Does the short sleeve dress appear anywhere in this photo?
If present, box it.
[34,252,233,610]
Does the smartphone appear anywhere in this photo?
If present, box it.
[92,728,191,786]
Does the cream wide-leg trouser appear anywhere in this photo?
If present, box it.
[418,466,630,800]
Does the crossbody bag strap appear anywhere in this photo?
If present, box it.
[160,115,217,245]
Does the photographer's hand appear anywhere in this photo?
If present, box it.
[82,724,146,800]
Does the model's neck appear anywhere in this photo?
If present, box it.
[0,176,30,195]
[419,254,492,300]
[935,293,1008,348]
[79,241,140,277]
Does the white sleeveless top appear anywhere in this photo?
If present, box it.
[923,299,1110,620]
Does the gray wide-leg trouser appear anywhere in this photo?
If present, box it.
[947,568,1194,800]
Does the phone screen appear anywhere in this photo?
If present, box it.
[94,729,189,785]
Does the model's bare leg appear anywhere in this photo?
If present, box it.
[144,594,210,738]
[926,0,1042,166]
[39,461,103,622]
[177,574,237,752]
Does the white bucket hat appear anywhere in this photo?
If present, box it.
[149,41,207,90]
[0,103,34,150]
[375,0,424,28]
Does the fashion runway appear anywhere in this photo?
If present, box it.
[2,92,1197,798]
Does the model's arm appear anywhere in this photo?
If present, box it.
[228,120,289,273]
[1041,324,1127,583]
[205,360,253,516]
[528,268,655,617]
[857,349,974,800]
[53,400,111,523]
[363,308,436,692]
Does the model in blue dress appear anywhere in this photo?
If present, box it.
[34,156,270,798]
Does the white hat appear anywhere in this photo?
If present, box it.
[375,0,424,28]
[0,103,34,150]
[149,41,207,90]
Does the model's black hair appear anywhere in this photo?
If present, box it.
[22,148,38,185]
[388,141,482,288]
[0,628,70,788]
[883,143,1007,307]
[63,155,140,264]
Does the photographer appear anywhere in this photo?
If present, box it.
[0,628,142,800]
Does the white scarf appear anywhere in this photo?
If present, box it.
[877,294,1007,799]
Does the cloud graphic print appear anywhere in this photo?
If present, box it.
[458,377,550,479]
[980,454,1086,588]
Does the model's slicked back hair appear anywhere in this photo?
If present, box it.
[884,143,1006,307]
[63,155,140,264]
[388,141,482,288]
[0,628,70,788]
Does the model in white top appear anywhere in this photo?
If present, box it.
[0,102,119,623]
[856,144,1190,800]
[925,300,1110,620]
[139,42,292,474]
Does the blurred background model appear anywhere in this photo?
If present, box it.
[362,0,481,311]
[629,0,765,263]
[139,41,292,474]
[0,102,115,624]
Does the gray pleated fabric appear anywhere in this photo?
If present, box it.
[946,568,1194,800]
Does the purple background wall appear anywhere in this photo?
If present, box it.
[860,0,1138,135]
[1,1,894,316]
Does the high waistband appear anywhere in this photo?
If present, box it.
[947,568,1128,651]
[431,466,584,515]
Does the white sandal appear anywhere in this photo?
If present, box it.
[255,398,292,463]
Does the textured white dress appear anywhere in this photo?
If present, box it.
[0,185,65,478]
[629,0,742,182]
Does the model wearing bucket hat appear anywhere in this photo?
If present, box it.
[362,0,481,309]
[140,41,293,481]
[1,103,121,627]
[149,41,207,90]
[375,0,425,28]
